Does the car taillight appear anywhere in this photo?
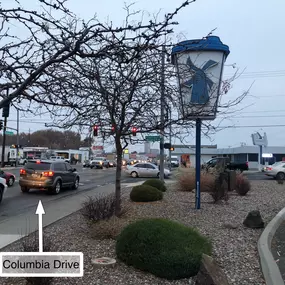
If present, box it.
[42,171,54,177]
[268,167,272,171]
[20,169,26,175]
[246,162,249,166]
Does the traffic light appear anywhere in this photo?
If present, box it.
[111,125,115,134]
[2,102,10,118]
[93,125,98,136]
[170,147,175,151]
[164,143,171,149]
[131,127,137,136]
[0,120,3,130]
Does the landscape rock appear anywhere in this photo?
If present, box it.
[222,222,239,229]
[195,254,229,285]
[243,210,264,228]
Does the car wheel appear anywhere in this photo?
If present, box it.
[52,180,61,195]
[0,186,3,204]
[72,177,79,190]
[276,172,285,180]
[21,186,30,193]
[131,171,138,178]
[157,172,160,178]
[7,177,15,187]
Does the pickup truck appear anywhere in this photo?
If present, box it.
[202,157,249,172]
[50,156,70,163]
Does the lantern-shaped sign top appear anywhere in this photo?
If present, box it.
[171,36,230,120]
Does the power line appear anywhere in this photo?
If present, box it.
[214,124,285,129]
[227,115,285,118]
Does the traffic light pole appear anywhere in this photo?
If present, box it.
[16,109,19,166]
[169,108,172,172]
[1,116,8,167]
[159,46,166,182]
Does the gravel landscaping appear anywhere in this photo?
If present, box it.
[1,179,284,285]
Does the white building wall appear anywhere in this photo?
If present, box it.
[189,154,213,168]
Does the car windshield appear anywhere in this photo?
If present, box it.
[26,161,51,170]
[273,162,285,166]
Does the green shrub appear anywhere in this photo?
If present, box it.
[143,179,167,192]
[130,185,163,202]
[116,218,212,280]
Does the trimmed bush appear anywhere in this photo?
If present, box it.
[143,179,167,192]
[177,172,215,192]
[130,185,163,202]
[116,218,212,280]
[236,174,251,196]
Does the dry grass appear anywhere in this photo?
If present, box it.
[235,174,251,196]
[89,216,129,240]
[176,171,215,192]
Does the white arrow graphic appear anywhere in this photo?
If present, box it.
[35,200,45,253]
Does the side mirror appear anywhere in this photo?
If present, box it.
[73,168,77,172]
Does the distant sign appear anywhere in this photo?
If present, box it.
[262,153,273,158]
[146,136,160,142]
[92,146,103,150]
[5,131,13,135]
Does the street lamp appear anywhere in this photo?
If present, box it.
[171,36,230,209]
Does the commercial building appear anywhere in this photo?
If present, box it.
[172,145,285,169]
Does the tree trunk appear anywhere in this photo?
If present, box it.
[115,137,123,216]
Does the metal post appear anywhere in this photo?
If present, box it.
[169,108,172,171]
[16,109,19,166]
[195,118,201,209]
[1,116,8,168]
[159,46,166,182]
[259,145,263,171]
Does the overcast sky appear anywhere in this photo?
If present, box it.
[6,0,285,151]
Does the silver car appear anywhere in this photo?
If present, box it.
[126,162,171,178]
[265,161,285,180]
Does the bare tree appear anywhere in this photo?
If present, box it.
[0,0,249,215]
[0,0,192,108]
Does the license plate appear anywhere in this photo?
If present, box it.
[32,174,38,178]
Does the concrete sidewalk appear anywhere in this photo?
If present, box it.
[0,183,117,250]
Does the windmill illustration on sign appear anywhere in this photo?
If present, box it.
[182,57,218,104]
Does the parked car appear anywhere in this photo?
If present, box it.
[19,160,80,194]
[202,157,249,172]
[264,161,285,180]
[125,162,171,178]
[0,170,16,187]
[0,177,8,205]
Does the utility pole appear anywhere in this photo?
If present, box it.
[159,45,166,182]
[16,109,19,166]
[1,116,7,168]
[169,107,172,172]
[1,90,10,167]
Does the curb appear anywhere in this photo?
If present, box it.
[258,207,285,285]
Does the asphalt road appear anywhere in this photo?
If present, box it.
[0,166,142,223]
[244,171,274,181]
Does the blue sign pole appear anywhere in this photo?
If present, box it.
[195,118,201,209]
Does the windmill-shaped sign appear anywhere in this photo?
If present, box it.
[171,36,230,120]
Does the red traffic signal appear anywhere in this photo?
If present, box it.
[132,127,137,136]
[111,125,115,134]
[93,125,98,136]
